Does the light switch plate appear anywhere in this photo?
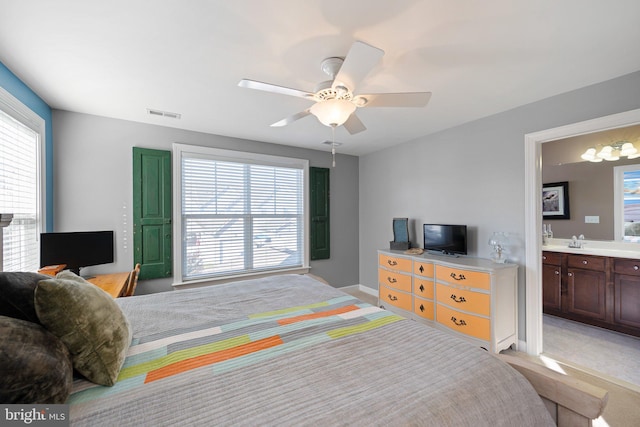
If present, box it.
[585,215,600,224]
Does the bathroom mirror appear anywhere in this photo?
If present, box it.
[541,123,640,240]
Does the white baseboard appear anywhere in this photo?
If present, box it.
[517,339,527,352]
[340,284,378,297]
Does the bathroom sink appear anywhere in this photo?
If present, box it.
[543,241,640,259]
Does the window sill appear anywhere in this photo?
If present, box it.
[172,266,311,290]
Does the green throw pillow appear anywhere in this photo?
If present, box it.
[34,272,132,386]
[0,315,73,403]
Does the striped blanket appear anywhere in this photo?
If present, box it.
[70,296,401,405]
[69,274,554,426]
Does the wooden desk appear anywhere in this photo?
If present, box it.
[87,272,130,298]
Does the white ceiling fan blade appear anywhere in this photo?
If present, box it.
[238,79,314,100]
[357,92,432,108]
[270,110,312,127]
[332,41,384,93]
[343,113,367,135]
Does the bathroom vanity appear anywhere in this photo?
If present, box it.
[542,239,640,337]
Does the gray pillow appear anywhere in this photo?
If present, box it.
[34,272,132,386]
[0,272,51,323]
[0,315,73,403]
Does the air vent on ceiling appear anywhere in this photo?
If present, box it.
[322,140,342,146]
[147,108,181,119]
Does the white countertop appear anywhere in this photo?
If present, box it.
[543,238,640,259]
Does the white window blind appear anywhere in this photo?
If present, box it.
[0,109,40,271]
[180,150,305,281]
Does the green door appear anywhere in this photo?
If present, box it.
[133,148,172,279]
[310,167,330,260]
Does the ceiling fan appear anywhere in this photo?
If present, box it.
[238,41,432,135]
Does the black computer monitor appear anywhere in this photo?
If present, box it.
[40,231,114,275]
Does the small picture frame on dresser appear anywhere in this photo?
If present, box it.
[391,217,410,250]
[390,241,410,250]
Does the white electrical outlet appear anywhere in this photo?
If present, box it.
[585,216,600,224]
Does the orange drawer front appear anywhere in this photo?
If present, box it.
[413,297,434,320]
[436,266,490,291]
[379,253,412,273]
[436,283,490,317]
[414,278,434,299]
[379,284,412,312]
[436,304,490,342]
[378,268,412,292]
[413,261,434,277]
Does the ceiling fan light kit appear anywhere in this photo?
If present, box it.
[310,98,356,127]
[238,40,432,135]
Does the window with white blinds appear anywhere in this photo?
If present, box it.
[176,145,308,281]
[0,103,42,272]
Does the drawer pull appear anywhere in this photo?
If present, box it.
[419,304,425,312]
[635,265,639,271]
[450,294,467,303]
[419,284,425,292]
[419,265,425,273]
[451,316,467,327]
[555,270,559,275]
[387,277,397,284]
[542,255,547,260]
[582,260,588,265]
[450,272,467,281]
[568,272,573,277]
[388,294,398,302]
[387,260,398,266]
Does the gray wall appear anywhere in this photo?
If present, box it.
[358,71,640,339]
[52,110,359,294]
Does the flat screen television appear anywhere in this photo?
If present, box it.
[423,224,467,255]
[40,231,114,275]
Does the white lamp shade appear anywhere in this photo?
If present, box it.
[597,146,613,158]
[580,148,596,161]
[597,145,620,161]
[581,147,603,162]
[310,99,356,127]
[620,142,638,157]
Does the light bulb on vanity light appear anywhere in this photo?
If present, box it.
[580,148,602,162]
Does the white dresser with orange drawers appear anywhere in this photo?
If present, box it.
[378,249,518,353]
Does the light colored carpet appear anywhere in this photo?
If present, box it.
[343,287,640,427]
[543,314,640,389]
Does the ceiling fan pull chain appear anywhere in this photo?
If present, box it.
[331,125,336,167]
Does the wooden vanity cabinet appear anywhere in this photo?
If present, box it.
[613,258,640,330]
[542,252,562,313]
[566,254,607,321]
[542,250,640,337]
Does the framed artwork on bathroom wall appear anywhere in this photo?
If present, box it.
[542,181,570,219]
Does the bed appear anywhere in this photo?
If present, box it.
[0,272,607,426]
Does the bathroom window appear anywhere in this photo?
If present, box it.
[614,164,640,241]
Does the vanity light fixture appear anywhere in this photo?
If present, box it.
[580,140,640,162]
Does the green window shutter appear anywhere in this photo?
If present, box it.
[133,147,172,279]
[310,167,330,260]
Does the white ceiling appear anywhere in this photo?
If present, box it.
[1,0,639,156]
